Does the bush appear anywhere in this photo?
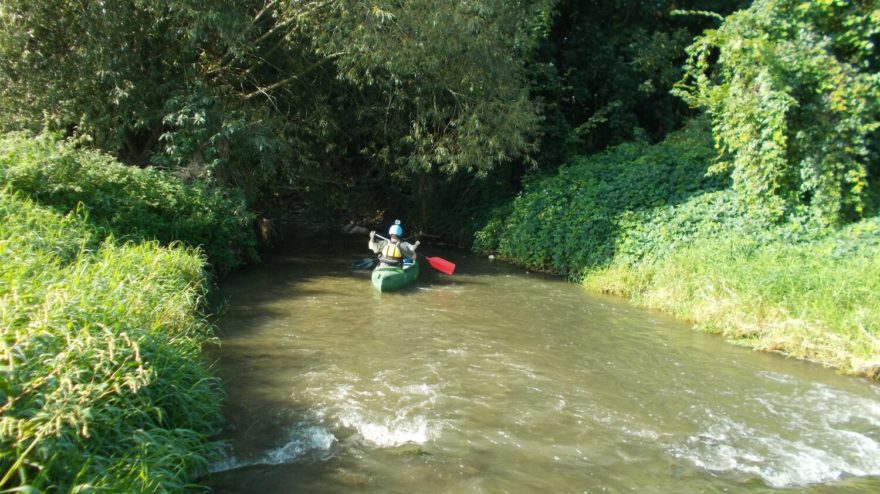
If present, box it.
[474,118,727,274]
[0,132,257,274]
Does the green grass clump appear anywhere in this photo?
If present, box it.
[1,188,223,492]
[0,131,257,274]
[585,217,880,378]
[475,119,880,378]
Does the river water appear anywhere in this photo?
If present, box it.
[201,236,880,493]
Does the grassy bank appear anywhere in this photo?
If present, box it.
[475,121,880,379]
[583,208,880,379]
[0,133,256,491]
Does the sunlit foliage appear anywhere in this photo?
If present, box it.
[474,119,727,273]
[675,0,880,224]
[0,132,257,273]
[0,189,223,492]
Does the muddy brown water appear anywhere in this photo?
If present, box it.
[201,237,880,493]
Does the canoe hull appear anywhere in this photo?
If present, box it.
[371,262,419,292]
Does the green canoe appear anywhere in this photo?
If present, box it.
[371,261,420,292]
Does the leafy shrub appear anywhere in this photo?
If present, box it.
[0,189,222,492]
[0,132,257,273]
[675,0,880,224]
[474,119,726,274]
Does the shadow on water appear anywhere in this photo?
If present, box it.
[215,235,497,301]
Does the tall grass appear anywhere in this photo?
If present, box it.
[0,130,253,489]
[1,190,222,489]
[585,217,880,378]
[0,131,257,274]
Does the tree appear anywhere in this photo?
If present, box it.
[0,1,549,226]
[525,0,749,166]
[286,0,546,176]
[2,1,346,213]
[675,0,880,224]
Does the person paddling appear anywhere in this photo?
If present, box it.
[369,220,419,267]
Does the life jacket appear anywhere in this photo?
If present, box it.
[379,241,404,265]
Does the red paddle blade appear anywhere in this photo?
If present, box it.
[425,256,455,275]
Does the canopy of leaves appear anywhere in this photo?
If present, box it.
[675,0,880,224]
[287,0,546,176]
[0,0,548,225]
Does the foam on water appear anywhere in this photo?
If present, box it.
[338,410,439,447]
[668,377,880,487]
[209,424,337,473]
[308,377,445,449]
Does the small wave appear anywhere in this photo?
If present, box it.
[668,392,880,488]
[209,424,337,473]
[338,410,439,448]
[264,425,337,463]
[315,377,444,448]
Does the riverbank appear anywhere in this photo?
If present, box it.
[583,215,880,379]
[0,133,256,491]
[474,121,880,380]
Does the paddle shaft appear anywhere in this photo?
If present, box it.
[373,233,417,245]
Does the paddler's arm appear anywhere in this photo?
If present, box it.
[368,230,384,253]
[404,241,420,260]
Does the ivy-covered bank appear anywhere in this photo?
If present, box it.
[475,122,880,379]
[0,134,256,491]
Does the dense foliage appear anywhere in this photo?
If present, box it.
[3,0,875,234]
[529,0,748,166]
[675,0,880,224]
[0,0,756,237]
[0,0,331,216]
[474,120,729,273]
[292,0,546,176]
[0,132,256,273]
[416,0,750,241]
[0,189,223,492]
[0,0,548,226]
